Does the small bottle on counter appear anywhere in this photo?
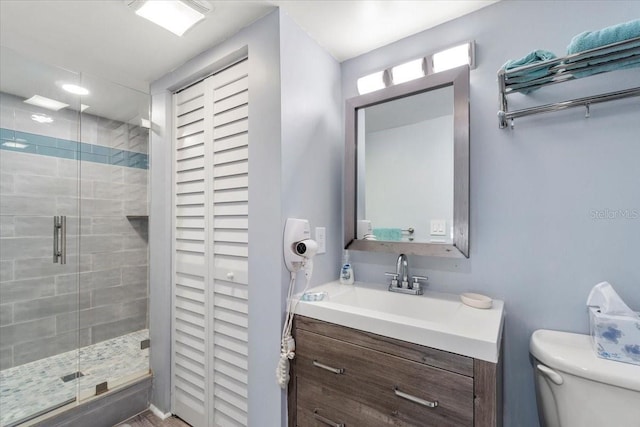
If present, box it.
[339,250,354,285]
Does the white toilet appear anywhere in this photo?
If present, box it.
[530,329,640,427]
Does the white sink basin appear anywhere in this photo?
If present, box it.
[294,281,504,362]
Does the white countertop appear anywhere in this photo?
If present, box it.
[294,281,505,363]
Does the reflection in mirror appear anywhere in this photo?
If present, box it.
[357,86,454,244]
[344,65,469,258]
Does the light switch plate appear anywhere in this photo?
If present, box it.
[315,227,326,254]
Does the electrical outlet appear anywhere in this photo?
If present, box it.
[315,227,326,254]
[430,220,446,236]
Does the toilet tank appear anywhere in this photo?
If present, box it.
[530,329,640,427]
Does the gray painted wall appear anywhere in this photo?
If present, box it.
[341,1,640,425]
[279,7,343,418]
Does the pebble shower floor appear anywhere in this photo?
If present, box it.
[0,329,149,426]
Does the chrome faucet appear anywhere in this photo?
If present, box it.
[396,254,409,288]
[385,254,428,295]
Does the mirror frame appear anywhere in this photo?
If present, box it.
[344,65,469,258]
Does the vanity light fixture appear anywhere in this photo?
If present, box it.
[23,95,69,111]
[391,58,425,85]
[357,70,387,95]
[355,40,475,94]
[62,84,89,96]
[31,114,54,124]
[431,41,475,74]
[128,0,209,36]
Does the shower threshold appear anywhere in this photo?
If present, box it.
[0,329,149,427]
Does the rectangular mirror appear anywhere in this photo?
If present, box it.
[344,65,469,258]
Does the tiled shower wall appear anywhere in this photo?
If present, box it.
[0,93,149,370]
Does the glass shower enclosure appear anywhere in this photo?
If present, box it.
[0,46,151,426]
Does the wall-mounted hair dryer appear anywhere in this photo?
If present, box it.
[284,218,318,272]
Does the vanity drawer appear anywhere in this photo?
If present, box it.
[297,376,404,427]
[295,329,474,426]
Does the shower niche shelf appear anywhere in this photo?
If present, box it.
[498,36,640,129]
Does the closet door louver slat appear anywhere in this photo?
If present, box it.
[172,58,249,427]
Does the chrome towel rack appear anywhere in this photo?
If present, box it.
[498,37,640,129]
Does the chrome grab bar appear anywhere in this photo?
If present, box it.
[394,387,438,408]
[312,360,344,374]
[313,410,344,427]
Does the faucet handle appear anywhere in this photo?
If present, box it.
[385,272,399,287]
[411,276,428,290]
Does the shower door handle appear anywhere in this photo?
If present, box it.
[53,216,67,264]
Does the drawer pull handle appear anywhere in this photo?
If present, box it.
[313,360,344,374]
[394,387,438,408]
[313,409,344,427]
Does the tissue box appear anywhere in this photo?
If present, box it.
[589,307,640,366]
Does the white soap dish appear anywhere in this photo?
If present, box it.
[460,293,493,309]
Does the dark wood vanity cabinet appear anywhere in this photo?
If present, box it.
[288,316,502,427]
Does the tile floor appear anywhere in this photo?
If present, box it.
[0,329,149,426]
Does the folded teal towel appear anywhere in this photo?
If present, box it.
[502,50,557,79]
[567,19,640,78]
[373,228,402,241]
[567,19,640,54]
[502,50,558,93]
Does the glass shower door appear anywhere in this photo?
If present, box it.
[75,73,151,402]
[0,46,83,426]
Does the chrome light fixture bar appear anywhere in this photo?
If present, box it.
[127,0,210,36]
[356,41,475,95]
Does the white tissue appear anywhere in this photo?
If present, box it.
[586,281,634,315]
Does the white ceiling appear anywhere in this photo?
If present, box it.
[0,0,497,91]
[0,0,496,122]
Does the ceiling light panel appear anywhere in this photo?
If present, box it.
[133,0,206,36]
[24,95,69,111]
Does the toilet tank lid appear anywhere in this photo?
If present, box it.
[530,329,640,392]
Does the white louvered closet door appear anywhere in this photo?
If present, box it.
[172,58,249,427]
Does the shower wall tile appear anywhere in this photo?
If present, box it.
[13,255,91,280]
[0,236,53,260]
[0,216,15,238]
[13,330,83,366]
[92,283,147,307]
[1,173,14,193]
[0,260,13,282]
[123,233,148,250]
[0,195,56,216]
[0,304,13,326]
[0,277,56,303]
[0,346,12,370]
[80,234,123,254]
[13,294,89,323]
[55,268,122,294]
[91,314,146,344]
[122,266,147,286]
[0,151,58,177]
[0,318,55,345]
[13,174,78,196]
